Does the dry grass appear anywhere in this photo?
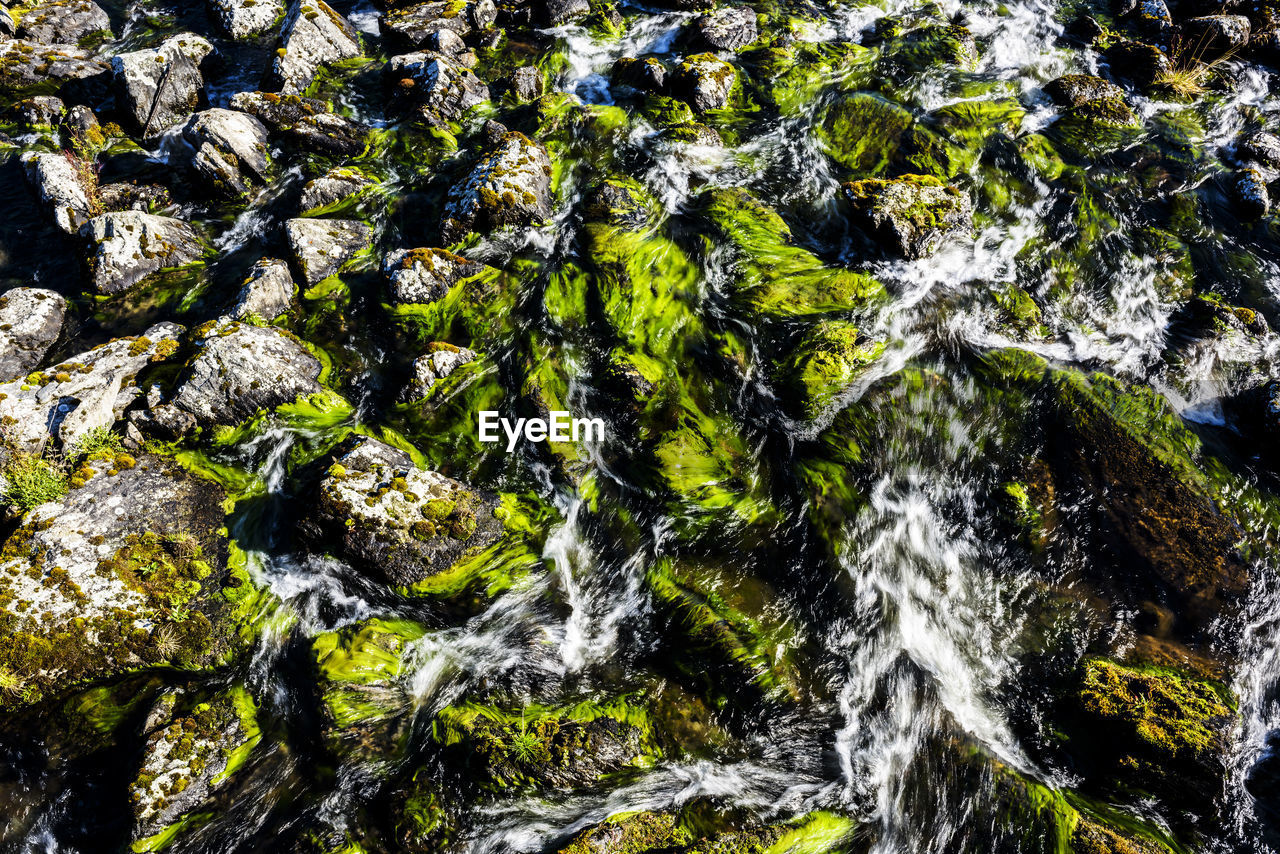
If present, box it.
[1153,33,1237,100]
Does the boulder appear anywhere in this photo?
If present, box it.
[382,0,492,49]
[273,0,362,95]
[669,53,736,111]
[21,150,95,235]
[842,174,973,259]
[543,0,590,25]
[111,33,213,138]
[13,95,66,129]
[1103,39,1171,87]
[1236,129,1280,171]
[299,166,374,212]
[299,436,503,587]
[1128,0,1172,41]
[129,687,261,844]
[386,50,489,119]
[80,212,207,295]
[230,90,371,155]
[15,0,110,45]
[168,320,323,425]
[440,132,553,242]
[610,56,665,93]
[0,453,248,709]
[1182,14,1250,57]
[780,320,884,418]
[284,217,373,286]
[1043,73,1126,107]
[208,0,286,38]
[0,323,181,454]
[98,182,171,213]
[401,343,476,400]
[1231,167,1269,219]
[0,40,109,92]
[691,6,758,51]
[228,257,295,320]
[509,65,545,101]
[384,247,486,304]
[181,108,273,198]
[0,288,66,383]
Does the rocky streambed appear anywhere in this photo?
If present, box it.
[2,0,1280,850]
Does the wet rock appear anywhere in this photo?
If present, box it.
[1043,73,1126,107]
[424,27,469,58]
[440,131,553,242]
[610,56,665,94]
[209,0,286,38]
[130,687,261,844]
[112,34,213,138]
[1103,39,1172,86]
[818,92,914,173]
[1236,129,1280,171]
[386,51,489,119]
[385,247,487,304]
[21,150,95,235]
[182,108,272,198]
[544,0,590,25]
[509,65,545,101]
[1051,94,1142,158]
[0,452,249,709]
[228,257,295,320]
[1127,0,1173,41]
[669,53,736,111]
[299,166,373,212]
[1231,166,1270,219]
[842,174,972,259]
[15,0,109,45]
[0,40,109,93]
[98,182,171,213]
[13,94,65,128]
[299,436,503,587]
[273,0,362,95]
[233,91,374,155]
[382,0,490,50]
[1182,14,1250,57]
[401,343,476,400]
[0,288,66,383]
[780,320,884,418]
[691,6,758,51]
[79,212,207,295]
[169,320,323,425]
[284,217,373,286]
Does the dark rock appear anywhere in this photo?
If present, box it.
[80,212,207,295]
[0,288,66,382]
[62,102,97,138]
[1182,14,1250,57]
[382,0,494,49]
[842,174,973,259]
[1043,73,1127,107]
[273,0,362,95]
[98,182,171,213]
[1231,166,1269,219]
[610,56,665,94]
[509,65,544,102]
[1236,129,1280,171]
[1126,0,1173,41]
[284,217,373,286]
[481,118,507,146]
[230,91,371,155]
[181,108,273,198]
[544,0,590,25]
[13,94,65,128]
[669,53,737,111]
[15,0,110,45]
[440,132,553,242]
[1103,39,1171,86]
[386,50,490,119]
[692,6,758,51]
[111,34,212,138]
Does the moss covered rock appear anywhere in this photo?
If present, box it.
[440,131,553,243]
[842,174,972,259]
[779,320,885,419]
[818,93,914,175]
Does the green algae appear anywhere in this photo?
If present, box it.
[779,320,885,418]
[817,92,915,175]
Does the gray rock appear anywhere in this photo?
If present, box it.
[230,90,371,155]
[382,0,482,49]
[299,166,373,213]
[0,322,181,455]
[299,436,503,587]
[670,53,737,111]
[170,320,323,425]
[424,27,468,58]
[1237,130,1280,171]
[80,212,207,295]
[544,0,590,25]
[273,0,362,95]
[692,7,758,51]
[510,65,544,102]
[384,247,487,304]
[610,56,665,93]
[0,40,109,91]
[1183,15,1250,57]
[21,150,95,235]
[111,33,213,137]
[14,95,65,128]
[98,182,171,213]
[401,343,476,400]
[63,103,98,138]
[284,218,373,286]
[440,132,553,242]
[1232,167,1269,219]
[843,175,973,259]
[0,6,12,37]
[229,257,295,319]
[130,687,260,842]
[182,108,273,198]
[209,0,286,38]
[15,0,109,44]
[386,50,489,119]
[0,288,66,383]
[1043,73,1126,107]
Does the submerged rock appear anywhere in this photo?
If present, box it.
[386,50,490,119]
[273,0,362,94]
[1050,94,1142,159]
[228,257,296,320]
[818,92,915,174]
[384,247,487,304]
[440,132,553,242]
[21,150,96,235]
[169,320,323,425]
[0,288,66,383]
[284,217,373,286]
[780,320,885,418]
[209,0,286,38]
[300,437,503,587]
[842,174,973,259]
[1235,129,1280,172]
[130,686,261,844]
[670,53,737,111]
[111,33,213,137]
[79,212,208,295]
[182,108,273,198]
[610,56,666,94]
[15,0,110,45]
